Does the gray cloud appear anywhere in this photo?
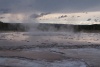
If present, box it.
[32,0,100,13]
[0,0,100,14]
[30,13,51,18]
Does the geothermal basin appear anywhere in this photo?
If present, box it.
[0,32,100,67]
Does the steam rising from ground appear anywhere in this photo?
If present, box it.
[25,23,74,33]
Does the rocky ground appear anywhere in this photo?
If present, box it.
[0,32,100,67]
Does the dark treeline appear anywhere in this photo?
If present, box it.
[0,21,26,31]
[75,24,100,32]
[38,23,100,32]
[0,21,100,32]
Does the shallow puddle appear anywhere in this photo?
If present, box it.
[0,50,65,61]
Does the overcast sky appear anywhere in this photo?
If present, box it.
[0,0,100,13]
[0,0,100,23]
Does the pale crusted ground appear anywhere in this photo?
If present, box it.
[0,32,100,67]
